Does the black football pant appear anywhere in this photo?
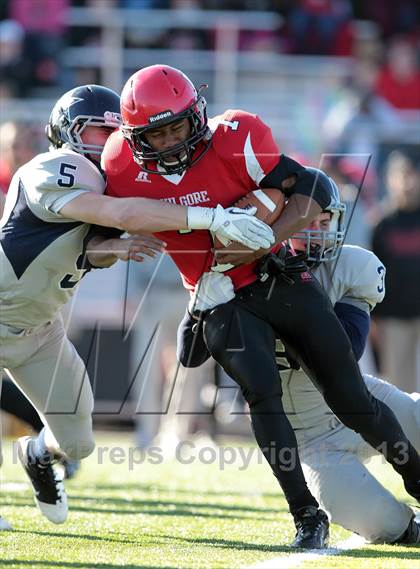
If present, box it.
[202,274,420,515]
[1,377,44,432]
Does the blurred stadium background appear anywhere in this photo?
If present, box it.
[1,0,419,446]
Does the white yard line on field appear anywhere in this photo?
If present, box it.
[245,534,366,569]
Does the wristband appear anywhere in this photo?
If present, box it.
[187,206,215,230]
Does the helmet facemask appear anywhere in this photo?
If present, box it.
[292,207,346,265]
[291,168,347,265]
[292,173,347,267]
[122,88,211,175]
[64,112,121,156]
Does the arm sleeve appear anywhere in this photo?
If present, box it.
[260,154,306,187]
[334,302,370,360]
[261,158,332,209]
[176,309,211,368]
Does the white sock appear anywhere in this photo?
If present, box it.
[29,428,50,462]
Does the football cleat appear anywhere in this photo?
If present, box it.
[60,457,81,480]
[395,515,420,544]
[0,516,12,531]
[17,436,68,524]
[291,506,329,549]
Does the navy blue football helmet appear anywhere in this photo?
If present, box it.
[46,85,121,156]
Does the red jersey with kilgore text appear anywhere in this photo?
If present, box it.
[103,110,281,291]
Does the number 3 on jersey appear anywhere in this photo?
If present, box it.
[60,253,90,289]
[377,265,385,293]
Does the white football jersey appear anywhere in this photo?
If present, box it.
[279,245,386,439]
[312,245,386,312]
[0,149,105,329]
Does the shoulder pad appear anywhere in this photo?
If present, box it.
[23,149,105,195]
[18,149,105,221]
[101,130,133,176]
[209,109,279,185]
[337,245,386,309]
[209,109,260,135]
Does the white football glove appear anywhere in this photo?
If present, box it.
[188,272,235,315]
[209,204,274,251]
[187,205,275,251]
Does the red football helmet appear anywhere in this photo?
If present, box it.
[120,65,210,174]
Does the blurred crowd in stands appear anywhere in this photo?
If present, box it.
[1,0,419,440]
[1,0,419,99]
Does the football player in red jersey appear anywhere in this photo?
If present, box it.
[102,65,420,548]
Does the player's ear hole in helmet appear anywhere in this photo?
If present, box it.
[291,168,346,265]
[120,65,211,175]
[45,85,121,157]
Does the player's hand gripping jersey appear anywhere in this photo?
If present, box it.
[0,149,107,329]
[103,110,281,291]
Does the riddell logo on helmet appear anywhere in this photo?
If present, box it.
[149,110,173,123]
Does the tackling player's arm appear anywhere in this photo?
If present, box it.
[60,192,194,233]
[333,302,370,360]
[332,249,386,360]
[85,232,166,268]
[59,192,274,251]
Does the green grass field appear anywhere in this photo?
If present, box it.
[1,432,419,569]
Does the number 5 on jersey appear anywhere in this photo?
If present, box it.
[58,163,77,188]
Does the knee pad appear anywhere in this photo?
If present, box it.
[53,415,95,460]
